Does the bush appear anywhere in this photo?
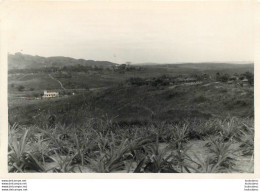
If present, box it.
[127,77,146,86]
[150,76,170,87]
[193,95,207,103]
[216,73,230,82]
[244,72,254,86]
[17,85,25,91]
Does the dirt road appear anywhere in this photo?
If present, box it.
[48,74,66,90]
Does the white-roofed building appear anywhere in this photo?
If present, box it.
[42,90,59,98]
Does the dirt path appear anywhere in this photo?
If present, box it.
[48,73,113,93]
[18,74,32,80]
[48,74,110,92]
[48,74,66,90]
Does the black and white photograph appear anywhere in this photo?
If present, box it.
[5,1,254,173]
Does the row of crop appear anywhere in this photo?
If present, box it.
[8,117,254,173]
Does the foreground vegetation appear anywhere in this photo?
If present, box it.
[8,117,254,173]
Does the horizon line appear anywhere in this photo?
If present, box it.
[9,52,254,65]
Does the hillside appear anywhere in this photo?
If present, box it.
[8,52,116,70]
[9,80,254,125]
[8,53,254,125]
[140,63,254,75]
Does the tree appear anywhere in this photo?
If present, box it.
[17,85,25,91]
[85,85,89,90]
[244,72,254,86]
[119,64,126,71]
[215,72,221,81]
[127,77,145,86]
[216,73,229,82]
[33,93,39,97]
[220,74,230,82]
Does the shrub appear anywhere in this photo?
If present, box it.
[193,95,207,103]
[17,85,25,91]
[216,73,230,82]
[244,72,254,86]
[127,77,146,86]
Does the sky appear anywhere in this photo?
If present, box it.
[3,1,254,64]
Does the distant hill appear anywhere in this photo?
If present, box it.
[139,62,254,75]
[139,62,254,69]
[8,52,116,70]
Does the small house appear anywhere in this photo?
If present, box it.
[242,79,248,83]
[42,90,59,98]
[241,79,249,86]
